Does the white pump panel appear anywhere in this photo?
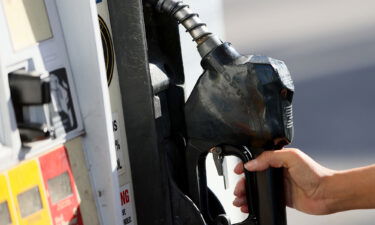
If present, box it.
[0,0,123,224]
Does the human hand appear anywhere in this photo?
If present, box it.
[232,148,335,215]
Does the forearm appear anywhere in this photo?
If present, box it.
[323,164,375,213]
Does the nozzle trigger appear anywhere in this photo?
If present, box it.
[212,147,229,189]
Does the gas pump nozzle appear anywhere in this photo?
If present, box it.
[185,44,294,225]
[153,1,295,224]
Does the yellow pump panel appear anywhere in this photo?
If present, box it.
[0,173,17,225]
[8,160,52,225]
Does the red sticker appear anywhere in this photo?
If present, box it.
[39,146,83,225]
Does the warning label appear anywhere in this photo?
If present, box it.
[119,184,134,225]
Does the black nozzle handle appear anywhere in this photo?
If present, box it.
[221,146,287,225]
[254,167,286,225]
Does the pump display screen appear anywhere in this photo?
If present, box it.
[17,186,43,218]
[47,172,73,204]
[0,201,11,225]
[2,0,52,50]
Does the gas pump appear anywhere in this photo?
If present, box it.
[0,0,123,225]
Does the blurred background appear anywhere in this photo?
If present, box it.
[180,0,375,224]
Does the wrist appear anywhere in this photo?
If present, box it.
[310,168,339,214]
[297,166,337,215]
[320,170,345,214]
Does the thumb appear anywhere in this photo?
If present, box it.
[244,148,299,172]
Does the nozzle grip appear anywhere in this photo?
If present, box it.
[221,146,286,225]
